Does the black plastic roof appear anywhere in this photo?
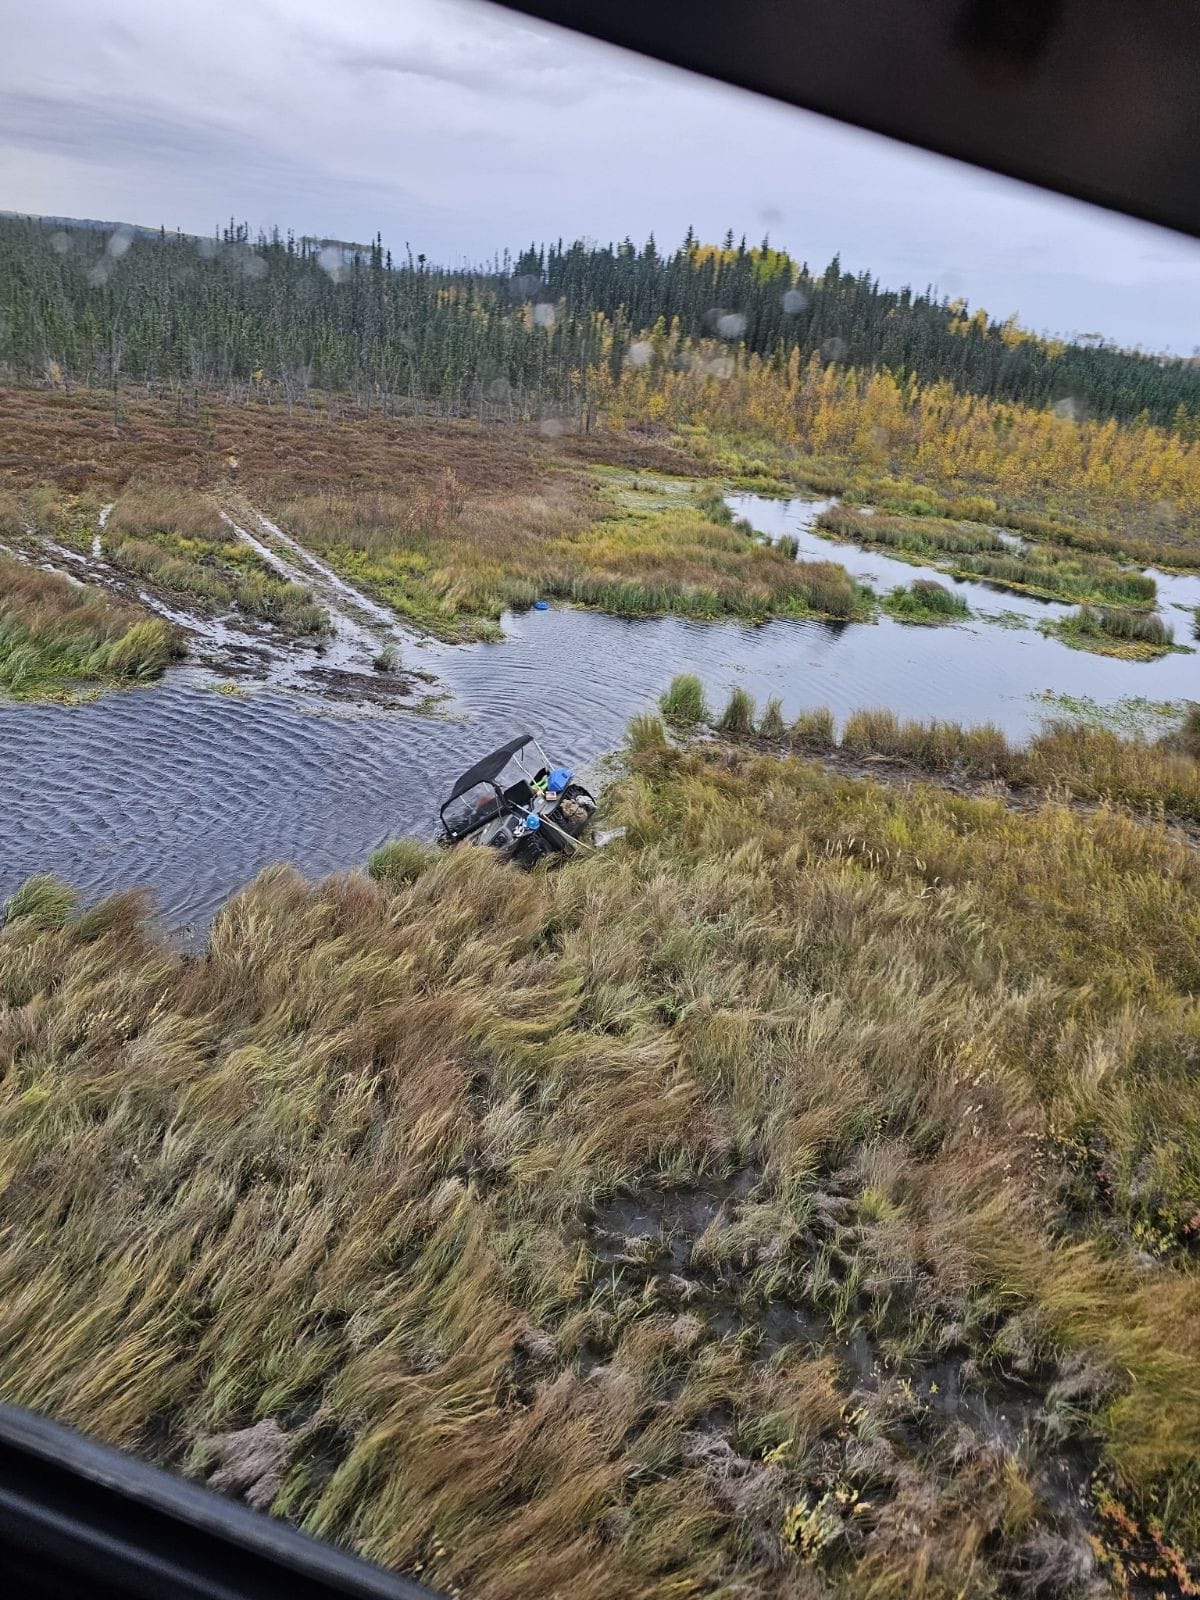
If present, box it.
[445,733,535,802]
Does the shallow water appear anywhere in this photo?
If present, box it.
[2,493,1197,929]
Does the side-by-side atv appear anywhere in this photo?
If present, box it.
[438,733,596,867]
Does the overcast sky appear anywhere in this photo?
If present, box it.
[4,0,1200,352]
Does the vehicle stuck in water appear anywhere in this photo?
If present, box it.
[437,733,596,866]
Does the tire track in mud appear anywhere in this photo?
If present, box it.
[218,504,415,680]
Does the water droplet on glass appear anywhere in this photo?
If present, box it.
[627,341,653,368]
[821,336,849,362]
[539,417,564,438]
[1051,397,1080,421]
[532,303,556,330]
[487,376,511,401]
[106,226,134,259]
[49,230,70,255]
[510,273,541,301]
[781,288,808,314]
[716,312,746,340]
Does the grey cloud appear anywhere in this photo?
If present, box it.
[338,41,619,106]
[0,90,264,168]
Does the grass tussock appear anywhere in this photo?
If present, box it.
[367,838,435,888]
[0,556,180,697]
[659,673,709,727]
[758,695,787,740]
[788,706,836,750]
[717,685,756,736]
[3,729,1200,1593]
[882,578,971,624]
[1045,604,1179,660]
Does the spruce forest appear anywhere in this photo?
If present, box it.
[3,214,1200,429]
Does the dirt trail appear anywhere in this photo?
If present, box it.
[239,505,406,635]
[219,505,411,669]
[93,503,112,559]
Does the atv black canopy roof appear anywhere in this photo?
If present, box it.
[445,733,535,803]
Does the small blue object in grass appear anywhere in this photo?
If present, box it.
[533,599,550,610]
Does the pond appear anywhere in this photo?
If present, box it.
[1,492,1195,929]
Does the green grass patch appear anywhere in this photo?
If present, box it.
[659,673,709,727]
[1041,605,1187,661]
[882,578,971,624]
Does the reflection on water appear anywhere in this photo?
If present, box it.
[2,492,1196,929]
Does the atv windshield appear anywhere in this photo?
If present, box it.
[441,781,504,838]
[440,737,552,839]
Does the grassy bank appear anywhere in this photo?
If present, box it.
[666,678,1200,825]
[816,505,1008,564]
[0,556,180,697]
[814,506,1159,610]
[3,719,1200,1595]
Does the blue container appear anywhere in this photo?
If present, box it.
[547,767,572,795]
[524,813,541,831]
[533,599,550,611]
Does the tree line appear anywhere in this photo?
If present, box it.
[1,214,1198,431]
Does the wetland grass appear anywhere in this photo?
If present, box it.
[1045,604,1180,660]
[4,722,1200,1594]
[0,557,180,697]
[881,578,971,624]
[659,673,709,727]
[107,487,330,637]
